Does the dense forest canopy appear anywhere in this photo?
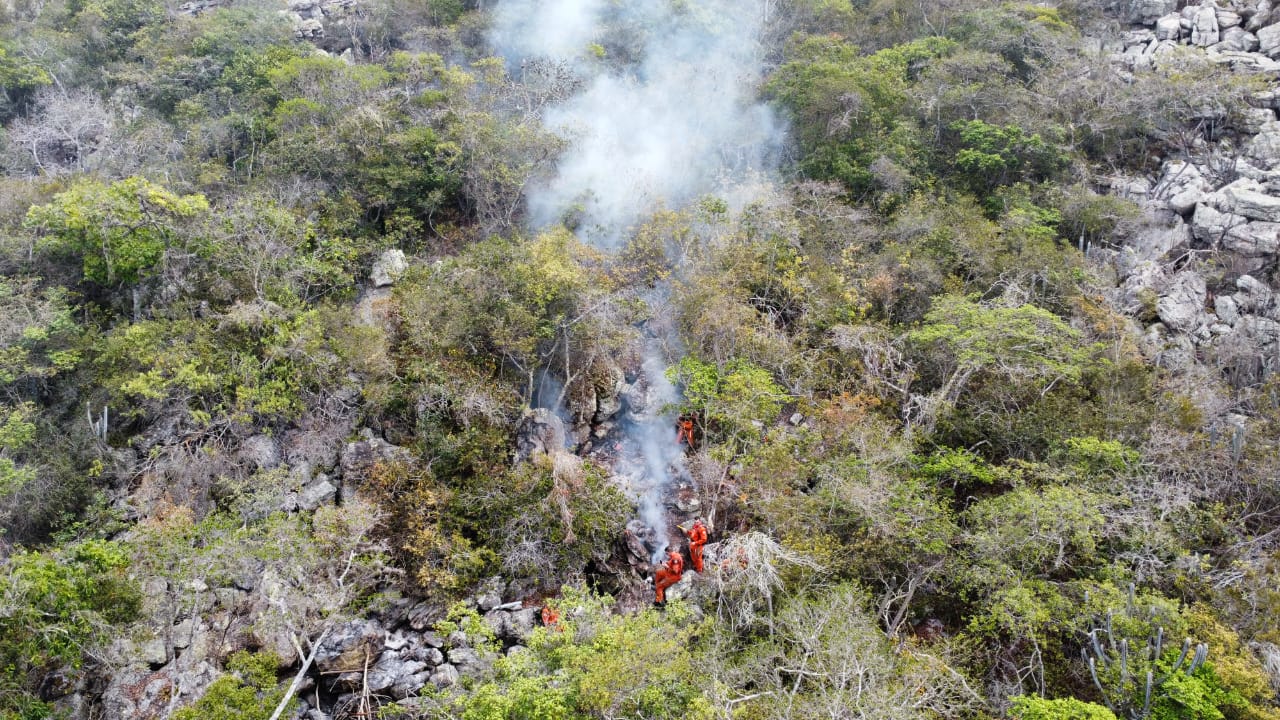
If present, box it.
[2,0,1280,718]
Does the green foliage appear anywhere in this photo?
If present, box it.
[1011,696,1118,720]
[767,36,955,196]
[950,120,1066,200]
[910,295,1094,390]
[0,401,36,499]
[452,456,631,584]
[0,280,82,385]
[94,306,358,426]
[669,356,784,449]
[449,588,712,720]
[0,42,51,119]
[171,650,288,720]
[0,540,140,717]
[25,177,208,287]
[962,485,1108,580]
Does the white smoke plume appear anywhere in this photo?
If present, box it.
[490,0,783,246]
[491,0,780,561]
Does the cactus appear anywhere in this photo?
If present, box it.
[87,403,108,442]
[1081,592,1209,720]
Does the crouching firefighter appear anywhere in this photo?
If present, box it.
[653,549,684,606]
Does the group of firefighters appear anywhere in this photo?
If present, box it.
[654,416,705,605]
[653,518,708,605]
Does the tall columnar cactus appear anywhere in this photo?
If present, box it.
[1081,584,1208,720]
[86,403,108,442]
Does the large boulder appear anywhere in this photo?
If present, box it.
[1222,221,1280,256]
[1156,271,1208,332]
[1220,178,1280,222]
[1259,21,1280,56]
[1192,3,1221,45]
[1113,0,1178,25]
[1246,124,1280,169]
[1155,12,1182,39]
[1191,203,1247,243]
[1155,161,1211,214]
[371,249,408,287]
[314,620,383,674]
[514,408,567,462]
[339,431,414,482]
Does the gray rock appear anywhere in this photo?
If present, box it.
[367,655,428,696]
[296,17,323,39]
[1114,0,1178,25]
[1216,25,1258,50]
[1191,203,1247,243]
[1235,274,1275,313]
[447,630,468,648]
[1221,179,1280,222]
[507,608,538,641]
[1155,12,1182,39]
[407,601,445,631]
[1216,295,1241,325]
[430,664,459,688]
[172,619,194,649]
[447,647,487,674]
[239,434,281,471]
[1241,108,1277,134]
[1125,211,1190,261]
[141,637,168,666]
[315,620,382,673]
[1157,271,1208,332]
[339,434,412,482]
[1247,125,1280,169]
[413,646,444,665]
[140,577,169,616]
[483,609,510,638]
[297,478,337,511]
[514,408,567,462]
[1223,221,1280,256]
[1259,21,1280,56]
[1239,315,1280,345]
[1152,159,1205,210]
[1192,4,1220,45]
[371,249,408,287]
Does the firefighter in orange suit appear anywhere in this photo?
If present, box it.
[676,416,695,447]
[685,519,708,573]
[653,549,684,605]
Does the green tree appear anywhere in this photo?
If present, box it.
[25,176,208,287]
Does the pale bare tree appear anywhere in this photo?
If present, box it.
[4,87,111,175]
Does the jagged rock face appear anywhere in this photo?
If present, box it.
[1111,0,1179,25]
[1157,271,1209,332]
[1102,0,1280,390]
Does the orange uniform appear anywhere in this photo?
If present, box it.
[541,605,561,630]
[653,550,685,604]
[685,520,708,573]
[676,418,695,446]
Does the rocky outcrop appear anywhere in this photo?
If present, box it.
[1101,0,1280,390]
[514,408,568,462]
[370,249,408,288]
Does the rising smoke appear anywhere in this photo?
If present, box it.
[490,0,783,245]
[490,0,781,561]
